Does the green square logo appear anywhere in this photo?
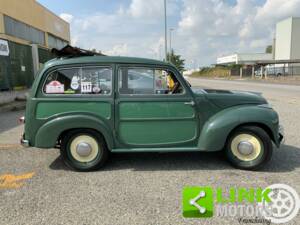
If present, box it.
[182,186,214,218]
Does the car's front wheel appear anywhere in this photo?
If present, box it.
[225,126,273,170]
[61,129,108,171]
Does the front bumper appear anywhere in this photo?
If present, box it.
[20,134,29,147]
[278,125,285,144]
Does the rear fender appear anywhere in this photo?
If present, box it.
[35,114,113,150]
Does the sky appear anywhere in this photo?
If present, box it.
[37,0,300,68]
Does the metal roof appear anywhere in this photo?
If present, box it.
[255,59,300,65]
[45,56,170,68]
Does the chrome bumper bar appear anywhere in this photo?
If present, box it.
[279,125,285,144]
[20,134,30,147]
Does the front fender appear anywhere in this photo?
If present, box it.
[198,105,279,151]
[35,114,114,150]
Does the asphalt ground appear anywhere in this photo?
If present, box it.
[0,78,299,225]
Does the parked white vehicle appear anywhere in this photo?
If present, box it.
[255,64,288,77]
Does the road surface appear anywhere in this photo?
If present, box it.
[0,78,299,225]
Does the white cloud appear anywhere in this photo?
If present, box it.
[59,13,74,23]
[176,0,300,66]
[127,0,179,20]
[103,43,129,56]
[64,1,171,59]
[62,0,300,68]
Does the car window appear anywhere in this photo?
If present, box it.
[43,67,112,95]
[118,67,184,95]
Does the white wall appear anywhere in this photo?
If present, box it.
[275,18,292,60]
[216,53,271,65]
[291,18,300,59]
[217,54,238,64]
[238,53,272,62]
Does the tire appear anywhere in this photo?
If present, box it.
[61,129,108,171]
[225,126,273,170]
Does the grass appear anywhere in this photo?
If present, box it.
[191,67,231,78]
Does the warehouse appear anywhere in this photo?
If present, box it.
[216,17,300,78]
[0,0,70,90]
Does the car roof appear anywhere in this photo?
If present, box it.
[44,56,171,68]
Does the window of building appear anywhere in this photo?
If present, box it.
[43,67,112,95]
[118,67,184,95]
[48,34,68,49]
[4,15,45,45]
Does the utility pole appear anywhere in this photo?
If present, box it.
[164,0,168,61]
[169,28,174,54]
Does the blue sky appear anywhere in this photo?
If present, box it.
[37,0,300,68]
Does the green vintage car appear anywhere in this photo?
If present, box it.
[21,55,284,171]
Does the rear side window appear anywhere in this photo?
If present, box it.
[118,67,184,95]
[43,67,112,95]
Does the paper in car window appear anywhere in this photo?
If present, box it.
[46,81,64,93]
[81,82,92,93]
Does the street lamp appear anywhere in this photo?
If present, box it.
[169,28,174,53]
[164,0,168,61]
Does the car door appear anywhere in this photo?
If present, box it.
[115,64,199,148]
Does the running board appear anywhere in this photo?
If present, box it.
[111,147,201,153]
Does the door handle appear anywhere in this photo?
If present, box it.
[184,101,195,106]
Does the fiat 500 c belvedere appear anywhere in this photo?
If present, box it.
[21,56,284,171]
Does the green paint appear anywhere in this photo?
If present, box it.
[36,102,111,119]
[23,55,281,153]
[216,187,271,203]
[119,102,194,119]
[183,186,272,219]
[118,101,197,145]
[119,120,197,145]
[182,187,214,218]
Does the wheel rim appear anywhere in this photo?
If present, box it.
[231,134,262,161]
[70,135,100,163]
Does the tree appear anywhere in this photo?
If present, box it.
[265,45,272,54]
[166,49,185,72]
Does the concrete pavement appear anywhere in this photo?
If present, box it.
[0,78,299,225]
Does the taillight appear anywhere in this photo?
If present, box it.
[19,116,25,124]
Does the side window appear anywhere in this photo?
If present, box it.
[118,67,184,95]
[43,67,112,95]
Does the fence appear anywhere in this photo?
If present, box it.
[230,64,300,78]
[0,41,55,91]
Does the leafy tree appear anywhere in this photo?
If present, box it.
[265,45,272,54]
[166,49,185,72]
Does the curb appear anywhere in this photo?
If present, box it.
[0,101,26,113]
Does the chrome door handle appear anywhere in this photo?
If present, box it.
[184,101,195,106]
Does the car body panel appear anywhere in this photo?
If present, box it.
[34,114,114,150]
[35,101,111,119]
[197,105,280,151]
[117,100,198,146]
[22,56,282,152]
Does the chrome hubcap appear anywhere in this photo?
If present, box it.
[76,142,92,157]
[237,141,254,156]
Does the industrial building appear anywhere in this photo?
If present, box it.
[217,53,272,65]
[216,17,300,78]
[275,17,300,60]
[0,0,70,90]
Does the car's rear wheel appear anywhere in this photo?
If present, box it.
[225,126,273,170]
[61,129,108,171]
